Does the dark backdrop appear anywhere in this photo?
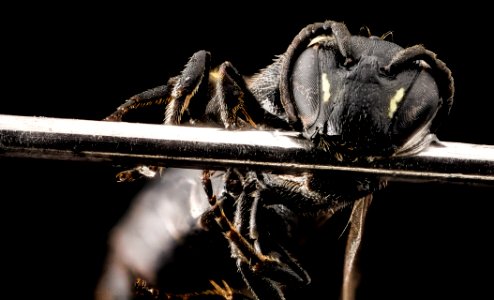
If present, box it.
[2,3,493,300]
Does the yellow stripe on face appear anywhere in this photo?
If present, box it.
[322,72,331,103]
[388,87,405,118]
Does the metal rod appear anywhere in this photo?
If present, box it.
[1,114,493,184]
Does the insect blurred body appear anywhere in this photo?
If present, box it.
[96,20,454,300]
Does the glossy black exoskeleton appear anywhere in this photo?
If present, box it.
[96,20,454,300]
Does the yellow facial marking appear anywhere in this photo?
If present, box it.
[321,73,331,103]
[388,87,405,118]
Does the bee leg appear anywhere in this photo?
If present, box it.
[103,81,175,121]
[103,80,175,182]
[212,60,292,130]
[138,278,250,300]
[105,51,212,182]
[209,202,293,299]
[210,173,310,300]
[239,179,312,300]
[164,50,212,125]
[104,50,212,123]
[113,165,163,183]
[210,61,268,129]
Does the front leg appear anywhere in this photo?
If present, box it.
[209,62,264,129]
[104,50,212,125]
[209,61,291,130]
[165,50,211,125]
[103,51,212,181]
[103,82,175,122]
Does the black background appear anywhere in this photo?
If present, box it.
[1,3,493,300]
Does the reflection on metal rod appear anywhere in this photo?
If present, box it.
[0,114,493,184]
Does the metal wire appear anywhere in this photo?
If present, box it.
[1,114,493,184]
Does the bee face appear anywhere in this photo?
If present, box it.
[284,25,453,157]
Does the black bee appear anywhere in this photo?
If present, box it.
[95,20,454,300]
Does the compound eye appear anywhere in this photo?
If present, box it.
[291,47,325,129]
[290,35,347,132]
[389,69,441,146]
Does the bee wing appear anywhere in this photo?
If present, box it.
[341,194,373,300]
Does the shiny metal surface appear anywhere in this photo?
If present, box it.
[1,114,493,183]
